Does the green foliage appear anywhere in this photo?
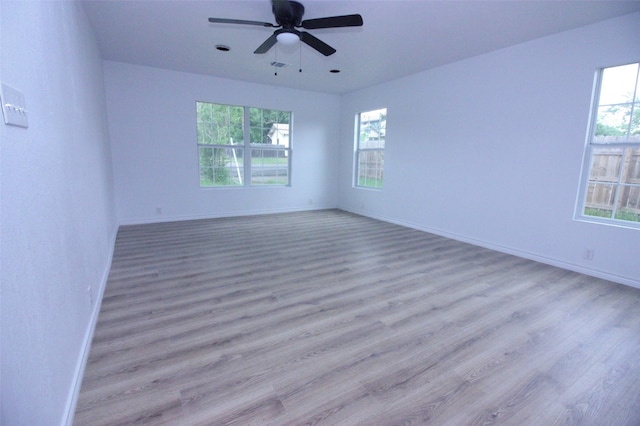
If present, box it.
[198,146,241,187]
[595,95,640,137]
[197,102,244,187]
[196,102,290,147]
[595,122,625,137]
[584,207,612,218]
[615,209,640,222]
[584,207,640,223]
[251,176,289,185]
[196,102,244,145]
[214,165,230,185]
[357,176,383,188]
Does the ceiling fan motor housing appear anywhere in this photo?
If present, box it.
[273,0,305,28]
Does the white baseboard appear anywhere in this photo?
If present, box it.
[61,224,119,426]
[342,207,640,290]
[118,205,336,226]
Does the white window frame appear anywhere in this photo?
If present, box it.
[354,108,386,189]
[575,62,640,229]
[196,102,292,188]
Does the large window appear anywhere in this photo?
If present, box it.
[355,108,386,188]
[577,62,640,227]
[197,102,291,187]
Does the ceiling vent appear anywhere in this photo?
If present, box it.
[270,61,289,68]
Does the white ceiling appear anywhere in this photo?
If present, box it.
[82,0,640,94]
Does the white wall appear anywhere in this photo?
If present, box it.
[104,61,340,224]
[0,1,117,425]
[338,12,640,288]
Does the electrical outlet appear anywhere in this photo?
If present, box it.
[156,207,162,215]
[583,248,594,260]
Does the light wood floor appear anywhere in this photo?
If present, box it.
[74,209,640,425]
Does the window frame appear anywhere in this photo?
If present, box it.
[354,108,387,189]
[196,101,292,188]
[575,62,640,229]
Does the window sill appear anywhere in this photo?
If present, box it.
[574,215,640,230]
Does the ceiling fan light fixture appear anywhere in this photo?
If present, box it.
[276,31,299,45]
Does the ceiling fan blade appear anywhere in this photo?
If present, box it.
[208,17,275,28]
[254,33,278,54]
[301,14,363,30]
[299,32,336,56]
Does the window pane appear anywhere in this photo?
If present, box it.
[594,63,640,143]
[583,146,640,224]
[594,104,632,142]
[196,103,214,144]
[588,147,622,182]
[250,108,291,146]
[359,109,386,149]
[355,108,386,189]
[357,150,384,188]
[248,108,291,185]
[199,146,243,187]
[251,148,289,186]
[196,102,243,145]
[584,182,616,218]
[599,63,638,105]
[250,108,287,128]
[615,185,640,222]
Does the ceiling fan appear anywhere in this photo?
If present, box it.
[208,0,363,56]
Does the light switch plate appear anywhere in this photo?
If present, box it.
[1,82,29,128]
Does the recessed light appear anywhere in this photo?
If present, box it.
[330,69,340,73]
[216,45,230,52]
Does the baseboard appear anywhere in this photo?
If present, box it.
[342,207,640,290]
[118,205,337,226]
[61,224,119,426]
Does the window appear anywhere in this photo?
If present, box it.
[196,102,291,187]
[577,62,640,227]
[249,108,291,186]
[355,108,386,188]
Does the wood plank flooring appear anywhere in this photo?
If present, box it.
[74,209,640,425]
